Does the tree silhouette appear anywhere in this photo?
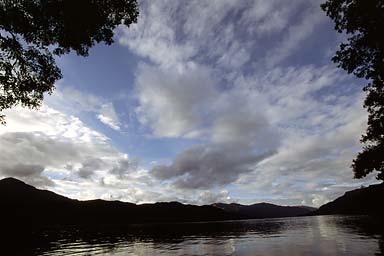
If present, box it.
[321,0,384,180]
[0,0,138,123]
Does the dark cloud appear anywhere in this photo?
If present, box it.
[78,158,105,179]
[0,132,80,166]
[151,144,275,189]
[110,158,138,178]
[2,163,43,177]
[1,163,54,187]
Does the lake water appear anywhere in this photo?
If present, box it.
[6,215,384,255]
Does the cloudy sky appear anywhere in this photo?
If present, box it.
[0,0,378,207]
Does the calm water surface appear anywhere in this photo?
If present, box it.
[7,215,384,255]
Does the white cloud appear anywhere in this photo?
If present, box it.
[47,85,122,131]
[240,0,301,35]
[118,1,196,68]
[196,190,233,204]
[311,194,330,208]
[118,0,324,71]
[0,106,108,142]
[0,106,133,191]
[97,103,121,130]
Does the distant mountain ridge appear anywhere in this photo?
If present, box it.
[0,177,316,228]
[212,202,317,219]
[0,177,234,227]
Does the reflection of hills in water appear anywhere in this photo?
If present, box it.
[3,218,289,255]
[3,216,384,255]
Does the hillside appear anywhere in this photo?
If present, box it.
[0,177,320,229]
[0,178,234,227]
[311,183,384,216]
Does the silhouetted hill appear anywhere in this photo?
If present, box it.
[212,202,316,219]
[311,183,384,216]
[0,177,322,230]
[0,177,73,204]
[0,177,235,228]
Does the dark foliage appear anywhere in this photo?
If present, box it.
[0,0,138,123]
[321,0,384,180]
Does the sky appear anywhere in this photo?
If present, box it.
[0,0,378,207]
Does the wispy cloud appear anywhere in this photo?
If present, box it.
[97,103,121,131]
[47,85,122,131]
[116,0,373,206]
